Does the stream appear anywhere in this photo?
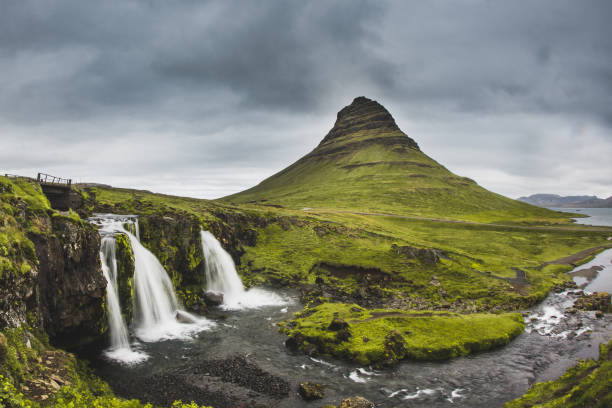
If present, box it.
[83,286,611,408]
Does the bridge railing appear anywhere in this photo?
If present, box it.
[37,172,72,186]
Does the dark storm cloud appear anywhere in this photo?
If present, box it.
[1,0,611,198]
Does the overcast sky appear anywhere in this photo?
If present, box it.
[2,0,611,199]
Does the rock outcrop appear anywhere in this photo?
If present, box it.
[319,96,419,150]
[30,217,106,346]
[0,177,106,348]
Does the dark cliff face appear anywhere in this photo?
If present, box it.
[0,178,106,348]
[318,96,419,150]
[30,217,106,347]
[138,213,207,290]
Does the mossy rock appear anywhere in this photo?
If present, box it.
[574,292,611,313]
[339,396,374,408]
[382,329,407,363]
[298,382,325,400]
[115,233,135,323]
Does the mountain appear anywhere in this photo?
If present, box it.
[221,97,568,222]
[518,194,612,208]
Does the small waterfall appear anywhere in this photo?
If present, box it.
[125,230,210,342]
[96,221,148,364]
[200,230,288,309]
[100,236,130,349]
[201,230,246,302]
[91,214,213,362]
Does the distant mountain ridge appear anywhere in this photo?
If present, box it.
[518,194,612,208]
[220,96,571,223]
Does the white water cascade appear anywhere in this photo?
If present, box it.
[126,230,213,342]
[92,215,213,362]
[200,230,288,309]
[96,219,148,364]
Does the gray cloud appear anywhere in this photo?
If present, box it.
[1,0,611,199]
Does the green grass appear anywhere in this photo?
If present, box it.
[279,302,525,364]
[504,340,612,408]
[80,182,612,311]
[89,186,220,222]
[240,212,610,310]
[0,177,49,280]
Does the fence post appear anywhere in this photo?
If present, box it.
[37,173,41,182]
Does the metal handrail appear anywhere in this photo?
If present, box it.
[37,172,72,186]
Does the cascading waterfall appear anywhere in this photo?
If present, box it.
[96,219,147,364]
[91,214,213,363]
[200,230,288,309]
[125,229,212,342]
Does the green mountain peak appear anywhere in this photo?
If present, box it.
[221,97,563,223]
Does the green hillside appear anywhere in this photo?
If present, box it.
[221,97,570,223]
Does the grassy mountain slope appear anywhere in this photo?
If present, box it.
[221,97,570,223]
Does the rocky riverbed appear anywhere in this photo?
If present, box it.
[82,285,611,408]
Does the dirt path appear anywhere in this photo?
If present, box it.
[543,245,612,266]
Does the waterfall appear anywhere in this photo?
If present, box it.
[200,230,288,310]
[100,236,130,349]
[91,214,213,362]
[125,230,211,342]
[201,230,246,302]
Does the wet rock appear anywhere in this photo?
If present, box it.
[302,343,318,356]
[285,333,306,351]
[204,290,224,306]
[298,382,325,400]
[328,317,349,331]
[339,396,375,408]
[552,280,578,293]
[595,311,604,318]
[574,292,611,312]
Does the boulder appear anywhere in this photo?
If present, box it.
[328,317,349,331]
[298,382,325,400]
[204,290,224,306]
[339,396,374,408]
[574,292,611,312]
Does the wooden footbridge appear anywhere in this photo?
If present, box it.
[4,172,77,210]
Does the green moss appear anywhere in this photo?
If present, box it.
[0,375,39,408]
[505,340,612,408]
[0,328,212,408]
[281,302,524,365]
[115,234,135,323]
